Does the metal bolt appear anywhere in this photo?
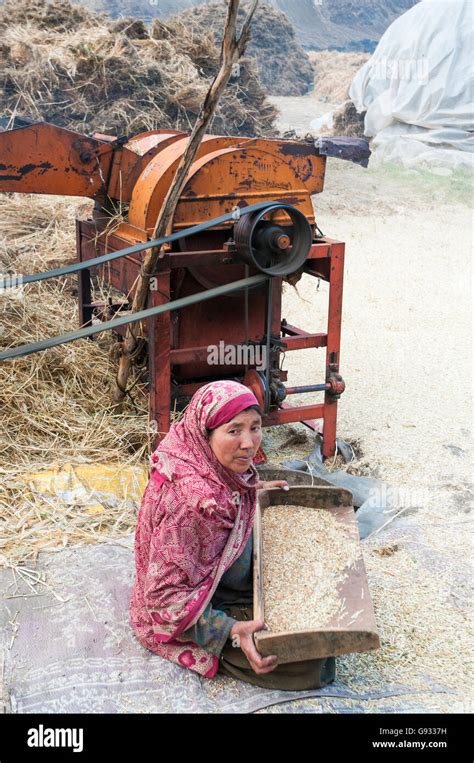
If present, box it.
[275,234,291,250]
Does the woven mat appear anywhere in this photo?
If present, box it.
[0,538,455,714]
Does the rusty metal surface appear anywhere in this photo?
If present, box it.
[256,466,331,488]
[172,146,316,232]
[0,122,112,197]
[128,136,251,231]
[315,136,371,167]
[107,130,186,202]
[0,123,327,211]
[77,211,344,458]
[1,119,344,459]
[129,138,324,234]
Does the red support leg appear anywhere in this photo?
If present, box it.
[322,243,345,459]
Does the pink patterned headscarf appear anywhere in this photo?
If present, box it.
[129,381,261,678]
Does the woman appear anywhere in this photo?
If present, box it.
[130,380,335,690]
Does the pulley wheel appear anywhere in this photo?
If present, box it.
[234,203,312,276]
[243,369,271,414]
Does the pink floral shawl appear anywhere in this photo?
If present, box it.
[129,381,260,677]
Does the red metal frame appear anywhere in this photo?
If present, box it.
[77,219,345,459]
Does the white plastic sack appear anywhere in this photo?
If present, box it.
[349,0,474,171]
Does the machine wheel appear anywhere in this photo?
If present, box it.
[243,369,271,414]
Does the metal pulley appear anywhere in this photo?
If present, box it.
[234,203,312,276]
[243,369,271,413]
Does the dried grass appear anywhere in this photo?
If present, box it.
[0,0,277,137]
[0,0,101,30]
[168,1,314,97]
[331,100,366,138]
[337,542,473,695]
[308,50,370,104]
[0,193,153,565]
[0,195,150,471]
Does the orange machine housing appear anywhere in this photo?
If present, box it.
[0,121,348,457]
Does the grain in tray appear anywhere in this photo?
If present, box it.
[261,505,361,632]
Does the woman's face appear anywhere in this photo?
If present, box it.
[208,409,262,473]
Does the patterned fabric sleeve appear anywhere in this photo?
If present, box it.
[183,534,254,655]
[183,603,236,657]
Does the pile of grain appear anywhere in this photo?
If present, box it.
[168,1,314,97]
[336,539,472,699]
[309,50,370,104]
[0,0,277,136]
[262,504,361,631]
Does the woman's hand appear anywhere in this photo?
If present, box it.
[229,619,278,675]
[256,479,290,491]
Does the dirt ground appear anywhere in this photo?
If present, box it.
[269,94,338,136]
[282,136,472,493]
[258,101,472,712]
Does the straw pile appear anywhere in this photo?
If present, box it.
[168,1,314,96]
[306,51,368,138]
[261,505,361,631]
[0,0,102,29]
[331,100,366,138]
[0,193,152,565]
[262,424,372,477]
[309,51,370,104]
[336,539,472,698]
[0,0,277,136]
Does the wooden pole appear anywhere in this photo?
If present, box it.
[113,0,259,406]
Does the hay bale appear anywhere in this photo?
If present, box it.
[0,0,277,137]
[168,1,314,97]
